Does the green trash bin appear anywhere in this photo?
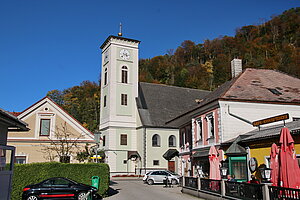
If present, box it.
[91,176,100,189]
[88,176,100,200]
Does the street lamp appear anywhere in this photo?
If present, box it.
[220,166,228,179]
[259,166,272,182]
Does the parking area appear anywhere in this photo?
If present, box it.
[106,179,202,200]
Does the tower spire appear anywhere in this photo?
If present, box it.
[118,23,122,36]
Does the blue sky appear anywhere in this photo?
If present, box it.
[0,0,299,111]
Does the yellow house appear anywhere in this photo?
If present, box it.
[222,120,300,181]
[7,97,95,163]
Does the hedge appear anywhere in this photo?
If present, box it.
[12,162,110,200]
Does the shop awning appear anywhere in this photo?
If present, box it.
[127,151,140,160]
[192,147,211,158]
[163,149,179,160]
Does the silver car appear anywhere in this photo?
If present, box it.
[146,170,180,185]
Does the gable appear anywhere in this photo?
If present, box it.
[8,97,94,141]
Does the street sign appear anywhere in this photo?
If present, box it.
[252,113,289,127]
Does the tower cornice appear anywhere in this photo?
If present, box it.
[100,35,140,50]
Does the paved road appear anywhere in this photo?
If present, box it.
[105,179,202,200]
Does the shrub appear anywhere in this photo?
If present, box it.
[12,162,110,199]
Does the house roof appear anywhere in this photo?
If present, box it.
[222,120,300,146]
[136,82,210,128]
[0,108,29,131]
[167,68,300,127]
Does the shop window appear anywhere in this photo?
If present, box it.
[15,156,26,164]
[153,160,159,166]
[152,134,160,147]
[40,119,50,136]
[120,134,127,145]
[121,66,128,83]
[168,135,176,147]
[229,156,247,181]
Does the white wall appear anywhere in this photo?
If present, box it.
[219,101,300,142]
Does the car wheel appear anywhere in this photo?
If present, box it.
[27,195,38,200]
[147,179,154,185]
[77,192,88,200]
[171,179,178,185]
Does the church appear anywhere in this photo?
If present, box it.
[99,34,210,176]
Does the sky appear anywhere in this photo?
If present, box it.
[0,0,299,112]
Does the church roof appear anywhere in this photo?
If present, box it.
[136,82,210,128]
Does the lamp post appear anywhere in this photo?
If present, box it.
[259,166,272,183]
[220,166,228,179]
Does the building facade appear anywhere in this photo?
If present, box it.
[169,66,300,179]
[7,97,95,164]
[99,35,210,176]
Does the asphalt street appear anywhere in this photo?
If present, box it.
[105,179,203,200]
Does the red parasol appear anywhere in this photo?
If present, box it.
[278,127,300,189]
[209,146,221,180]
[270,143,279,186]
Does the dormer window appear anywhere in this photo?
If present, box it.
[121,66,128,83]
[267,88,282,95]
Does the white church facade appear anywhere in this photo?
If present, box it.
[99,35,210,176]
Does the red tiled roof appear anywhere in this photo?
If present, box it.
[9,112,22,116]
[222,68,300,103]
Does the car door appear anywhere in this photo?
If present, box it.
[150,171,160,183]
[51,178,76,199]
[40,178,75,199]
[38,179,53,199]
[159,171,169,183]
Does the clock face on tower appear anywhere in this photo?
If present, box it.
[119,49,130,60]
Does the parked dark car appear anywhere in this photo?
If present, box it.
[22,177,100,200]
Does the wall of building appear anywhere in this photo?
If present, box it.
[219,101,300,143]
[145,128,179,171]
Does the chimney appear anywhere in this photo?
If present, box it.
[231,59,242,78]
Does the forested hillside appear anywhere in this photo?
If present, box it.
[47,8,300,132]
[139,7,300,90]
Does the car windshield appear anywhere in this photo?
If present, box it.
[168,171,179,176]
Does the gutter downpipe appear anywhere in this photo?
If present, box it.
[143,127,146,174]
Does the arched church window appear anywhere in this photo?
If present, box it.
[169,135,176,147]
[121,66,128,83]
[152,134,160,147]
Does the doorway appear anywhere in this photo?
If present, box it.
[168,161,175,172]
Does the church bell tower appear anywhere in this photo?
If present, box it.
[99,33,140,174]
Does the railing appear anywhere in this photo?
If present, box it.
[178,176,183,187]
[184,177,198,189]
[225,181,263,200]
[269,186,300,200]
[200,178,221,194]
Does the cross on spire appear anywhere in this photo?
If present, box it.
[118,23,122,36]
